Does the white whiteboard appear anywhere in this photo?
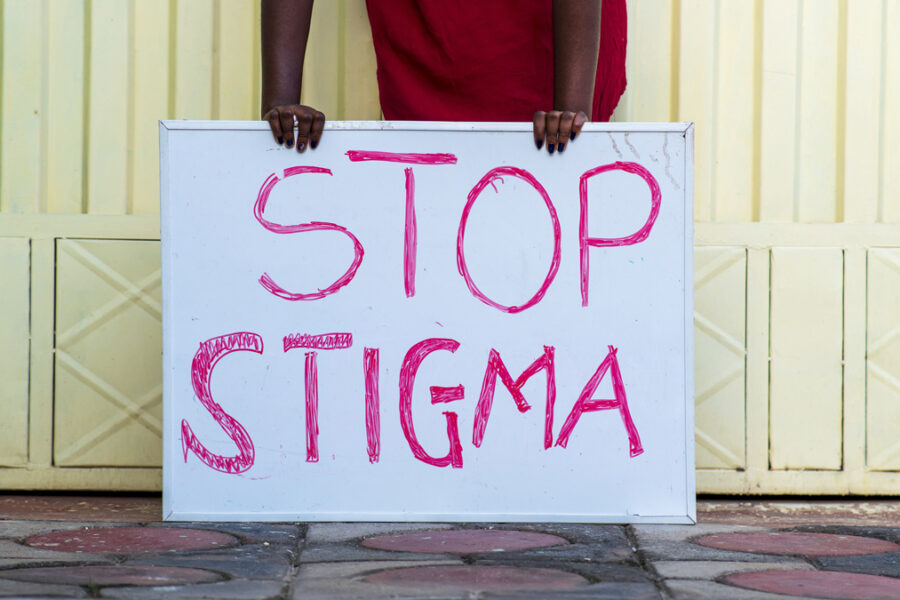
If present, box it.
[160,121,695,523]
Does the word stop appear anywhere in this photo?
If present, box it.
[254,152,661,310]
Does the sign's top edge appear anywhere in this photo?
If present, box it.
[159,120,693,133]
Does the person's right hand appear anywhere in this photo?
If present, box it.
[263,104,325,153]
[533,110,588,154]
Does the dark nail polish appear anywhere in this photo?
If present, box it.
[558,142,566,153]
[311,139,318,149]
[570,132,576,141]
[277,136,283,145]
[298,142,306,151]
[535,139,543,150]
[286,139,293,148]
[548,143,555,154]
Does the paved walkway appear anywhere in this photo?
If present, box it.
[0,496,897,599]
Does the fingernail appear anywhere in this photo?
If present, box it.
[298,142,306,151]
[286,138,293,148]
[277,136,283,145]
[548,143,555,154]
[570,132,576,141]
[311,139,318,149]
[535,139,543,150]
[558,142,566,153]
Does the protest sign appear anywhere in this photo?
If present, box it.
[160,121,694,522]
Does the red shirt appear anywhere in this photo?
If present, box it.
[365,0,627,122]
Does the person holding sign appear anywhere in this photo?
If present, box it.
[261,0,626,153]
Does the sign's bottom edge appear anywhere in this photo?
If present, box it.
[164,512,696,524]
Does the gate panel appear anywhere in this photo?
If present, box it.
[867,249,900,471]
[0,238,30,465]
[54,240,162,467]
[769,247,843,470]
[694,247,747,469]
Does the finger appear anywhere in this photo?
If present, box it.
[309,111,325,149]
[295,109,314,153]
[279,110,295,148]
[545,110,562,154]
[266,110,284,145]
[557,112,576,153]
[571,111,588,141]
[532,111,547,151]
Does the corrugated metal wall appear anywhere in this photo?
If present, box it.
[3,0,898,222]
[1,0,898,493]
[614,0,900,223]
[0,0,380,216]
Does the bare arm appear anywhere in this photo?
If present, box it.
[261,0,324,151]
[533,0,601,153]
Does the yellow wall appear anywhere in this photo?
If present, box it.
[616,0,900,224]
[0,0,380,217]
[1,0,898,493]
[3,0,898,221]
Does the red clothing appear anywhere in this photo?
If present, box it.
[365,0,627,122]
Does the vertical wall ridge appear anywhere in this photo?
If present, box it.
[337,0,347,119]
[39,0,49,213]
[709,0,720,222]
[750,0,763,222]
[668,0,681,122]
[80,0,92,215]
[877,0,888,223]
[211,0,221,121]
[0,0,5,213]
[791,0,803,223]
[251,1,262,119]
[835,0,848,223]
[166,0,177,120]
[126,0,136,215]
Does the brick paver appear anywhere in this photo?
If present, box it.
[363,564,587,591]
[0,564,222,586]
[304,522,452,544]
[127,543,297,580]
[817,552,900,579]
[0,578,88,598]
[26,526,238,553]
[693,531,900,557]
[652,560,814,579]
[99,579,285,599]
[0,538,119,564]
[147,522,303,545]
[665,579,812,599]
[725,569,900,599]
[361,528,568,553]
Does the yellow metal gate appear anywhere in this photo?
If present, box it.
[1,0,898,494]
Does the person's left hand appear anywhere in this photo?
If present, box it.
[263,104,325,152]
[533,110,588,154]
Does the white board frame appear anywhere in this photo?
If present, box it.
[160,121,695,523]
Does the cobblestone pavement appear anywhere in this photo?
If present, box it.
[0,496,897,599]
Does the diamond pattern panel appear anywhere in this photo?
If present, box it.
[54,240,161,467]
[694,247,746,469]
[867,249,900,471]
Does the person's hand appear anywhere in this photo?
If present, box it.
[533,110,588,154]
[263,104,325,152]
